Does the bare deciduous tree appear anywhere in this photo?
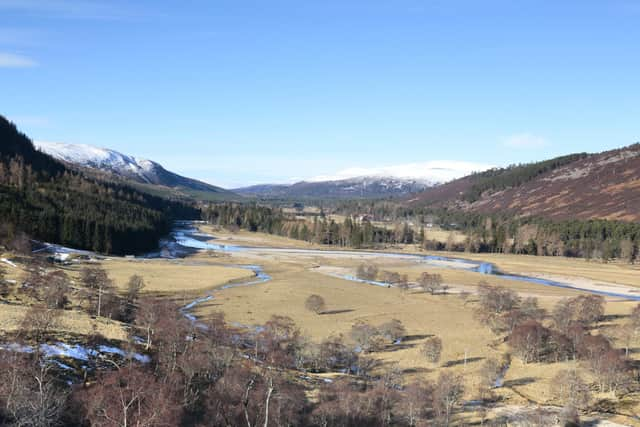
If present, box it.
[551,369,591,410]
[630,303,640,329]
[0,352,67,427]
[134,297,172,350]
[350,321,384,354]
[418,272,443,294]
[304,294,326,315]
[478,357,505,397]
[125,274,145,304]
[508,320,550,363]
[401,380,434,426]
[553,295,604,332]
[20,304,61,353]
[432,372,464,426]
[256,315,303,368]
[0,264,8,298]
[42,270,70,309]
[380,271,403,286]
[78,366,180,427]
[475,283,522,334]
[379,319,406,343]
[313,334,357,372]
[572,295,605,328]
[121,274,145,322]
[421,336,443,364]
[356,263,379,281]
[80,266,116,318]
[476,283,521,318]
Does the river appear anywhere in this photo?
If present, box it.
[167,222,640,302]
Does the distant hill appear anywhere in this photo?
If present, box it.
[0,116,199,254]
[34,141,239,202]
[235,176,433,199]
[409,144,640,222]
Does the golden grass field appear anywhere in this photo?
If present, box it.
[0,251,255,342]
[184,228,640,424]
[453,251,640,288]
[3,228,640,424]
[0,303,129,341]
[97,258,255,294]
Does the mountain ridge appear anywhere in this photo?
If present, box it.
[34,141,238,202]
[409,143,640,222]
[234,176,434,199]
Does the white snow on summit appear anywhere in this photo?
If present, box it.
[34,141,159,183]
[309,160,494,185]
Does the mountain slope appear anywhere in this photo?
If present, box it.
[235,176,433,199]
[0,116,199,254]
[410,144,640,222]
[34,141,238,202]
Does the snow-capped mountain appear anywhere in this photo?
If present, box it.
[307,160,493,184]
[34,141,235,200]
[235,161,493,199]
[234,176,433,199]
[35,141,157,183]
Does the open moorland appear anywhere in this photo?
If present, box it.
[2,223,640,426]
[184,225,640,425]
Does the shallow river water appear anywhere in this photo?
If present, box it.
[168,222,640,302]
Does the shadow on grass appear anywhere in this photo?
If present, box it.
[401,367,433,375]
[601,313,629,322]
[442,356,484,367]
[321,309,355,315]
[502,377,536,387]
[384,343,417,352]
[402,334,434,342]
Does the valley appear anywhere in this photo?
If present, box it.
[4,3,640,425]
[179,225,640,425]
[3,116,640,425]
[31,221,640,424]
[3,211,640,425]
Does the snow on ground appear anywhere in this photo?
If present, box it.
[34,141,156,182]
[32,241,94,256]
[0,342,150,364]
[0,257,17,268]
[98,345,151,363]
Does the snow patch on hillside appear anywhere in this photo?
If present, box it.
[34,141,159,184]
[309,160,494,185]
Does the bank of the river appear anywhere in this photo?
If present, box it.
[170,222,640,301]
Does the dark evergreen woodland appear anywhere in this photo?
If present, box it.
[0,116,198,254]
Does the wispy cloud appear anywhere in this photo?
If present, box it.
[308,160,494,184]
[0,52,37,67]
[503,133,548,149]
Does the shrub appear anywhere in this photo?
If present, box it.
[305,294,326,315]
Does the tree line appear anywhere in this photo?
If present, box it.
[422,209,640,263]
[202,203,405,248]
[203,201,640,263]
[460,152,589,202]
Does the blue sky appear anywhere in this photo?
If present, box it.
[2,1,639,188]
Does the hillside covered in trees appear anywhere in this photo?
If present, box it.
[460,152,589,203]
[0,116,198,254]
[408,144,640,222]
